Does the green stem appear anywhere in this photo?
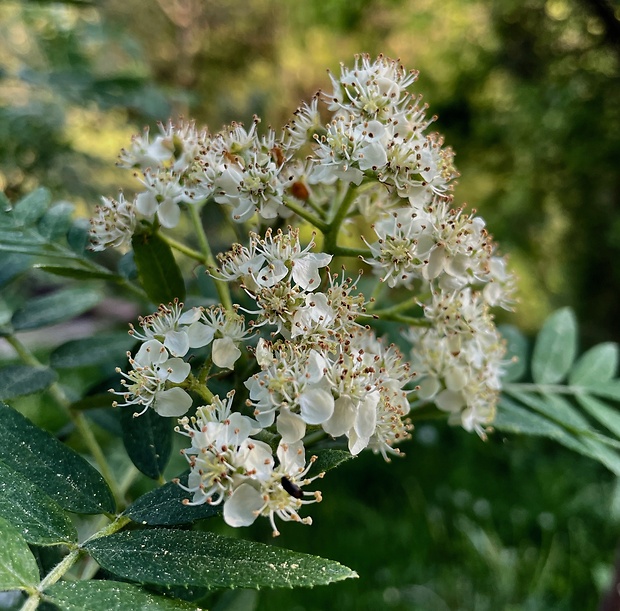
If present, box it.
[159,233,205,263]
[185,373,214,403]
[331,245,371,258]
[323,185,357,252]
[283,197,329,232]
[371,295,421,318]
[3,334,122,507]
[377,313,431,326]
[188,205,233,312]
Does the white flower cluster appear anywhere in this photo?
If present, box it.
[100,55,516,535]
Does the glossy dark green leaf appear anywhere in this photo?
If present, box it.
[50,333,136,369]
[499,324,529,383]
[44,580,202,611]
[0,517,39,591]
[132,233,186,304]
[310,449,354,475]
[38,202,74,240]
[0,460,77,545]
[12,188,51,226]
[0,365,57,400]
[0,403,115,514]
[11,287,103,330]
[569,343,619,386]
[531,308,578,384]
[125,471,221,526]
[85,529,358,589]
[121,407,172,479]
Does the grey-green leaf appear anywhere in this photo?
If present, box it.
[132,233,186,304]
[12,188,51,226]
[0,365,57,400]
[0,516,39,591]
[499,324,529,383]
[120,408,172,480]
[85,530,358,589]
[576,394,620,438]
[11,287,103,331]
[569,343,619,386]
[44,580,203,611]
[0,403,115,515]
[0,460,77,545]
[38,202,75,240]
[50,333,136,369]
[125,471,221,526]
[34,265,120,281]
[531,308,578,384]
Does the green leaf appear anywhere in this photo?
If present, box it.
[132,233,186,304]
[66,218,91,254]
[0,460,77,545]
[0,516,39,591]
[576,393,620,438]
[499,324,529,383]
[38,202,75,240]
[585,380,620,402]
[11,287,103,331]
[50,333,136,369]
[531,308,578,384]
[12,188,51,226]
[310,449,355,475]
[120,408,172,480]
[0,403,115,514]
[506,390,590,431]
[569,343,619,386]
[125,471,221,526]
[0,252,33,287]
[85,530,358,589]
[496,396,620,475]
[0,365,57,400]
[34,265,120,281]
[44,580,203,611]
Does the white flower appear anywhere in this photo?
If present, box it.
[177,393,274,506]
[129,301,211,358]
[111,352,192,417]
[224,441,322,536]
[200,306,250,370]
[89,192,138,252]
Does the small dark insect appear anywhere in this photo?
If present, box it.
[281,476,303,499]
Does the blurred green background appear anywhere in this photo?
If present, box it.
[1,0,619,609]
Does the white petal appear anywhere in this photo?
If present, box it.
[164,330,190,357]
[158,198,181,229]
[444,367,468,392]
[305,350,327,384]
[187,321,215,348]
[299,387,334,425]
[155,387,192,417]
[161,358,191,383]
[348,428,368,455]
[435,389,465,412]
[135,191,158,216]
[223,484,263,527]
[135,339,168,366]
[417,376,441,400]
[277,440,306,473]
[355,391,379,439]
[256,260,288,287]
[212,337,241,370]
[425,246,445,280]
[277,409,307,443]
[255,339,274,368]
[179,307,202,325]
[322,396,355,437]
[291,253,332,291]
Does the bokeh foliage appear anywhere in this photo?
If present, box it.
[1,0,619,609]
